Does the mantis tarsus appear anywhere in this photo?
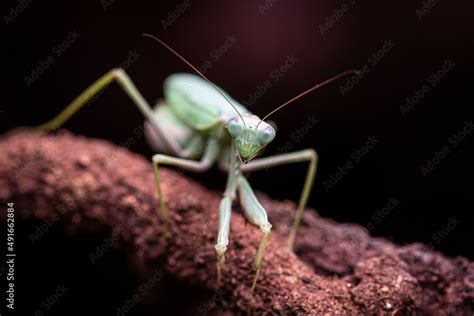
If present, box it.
[37,33,359,294]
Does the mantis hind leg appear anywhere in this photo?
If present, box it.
[37,68,184,156]
[240,149,318,251]
[237,176,272,294]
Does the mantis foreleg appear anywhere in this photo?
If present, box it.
[237,176,272,294]
[215,149,239,286]
[241,149,318,251]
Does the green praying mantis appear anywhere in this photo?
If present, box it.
[37,34,359,294]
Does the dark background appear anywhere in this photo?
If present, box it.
[1,0,473,315]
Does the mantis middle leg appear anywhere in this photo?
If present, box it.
[152,127,223,245]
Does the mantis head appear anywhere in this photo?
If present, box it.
[226,114,276,163]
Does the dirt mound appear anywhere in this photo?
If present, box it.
[0,129,472,315]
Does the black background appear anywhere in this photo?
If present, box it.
[1,0,473,315]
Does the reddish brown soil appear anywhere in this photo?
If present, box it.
[0,129,472,315]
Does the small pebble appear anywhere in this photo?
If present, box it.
[464,274,474,288]
[76,155,91,168]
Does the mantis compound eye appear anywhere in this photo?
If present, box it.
[227,118,243,138]
[257,124,276,145]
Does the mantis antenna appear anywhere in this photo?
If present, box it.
[142,33,246,124]
[258,69,361,125]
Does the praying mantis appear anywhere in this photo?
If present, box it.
[37,34,359,294]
